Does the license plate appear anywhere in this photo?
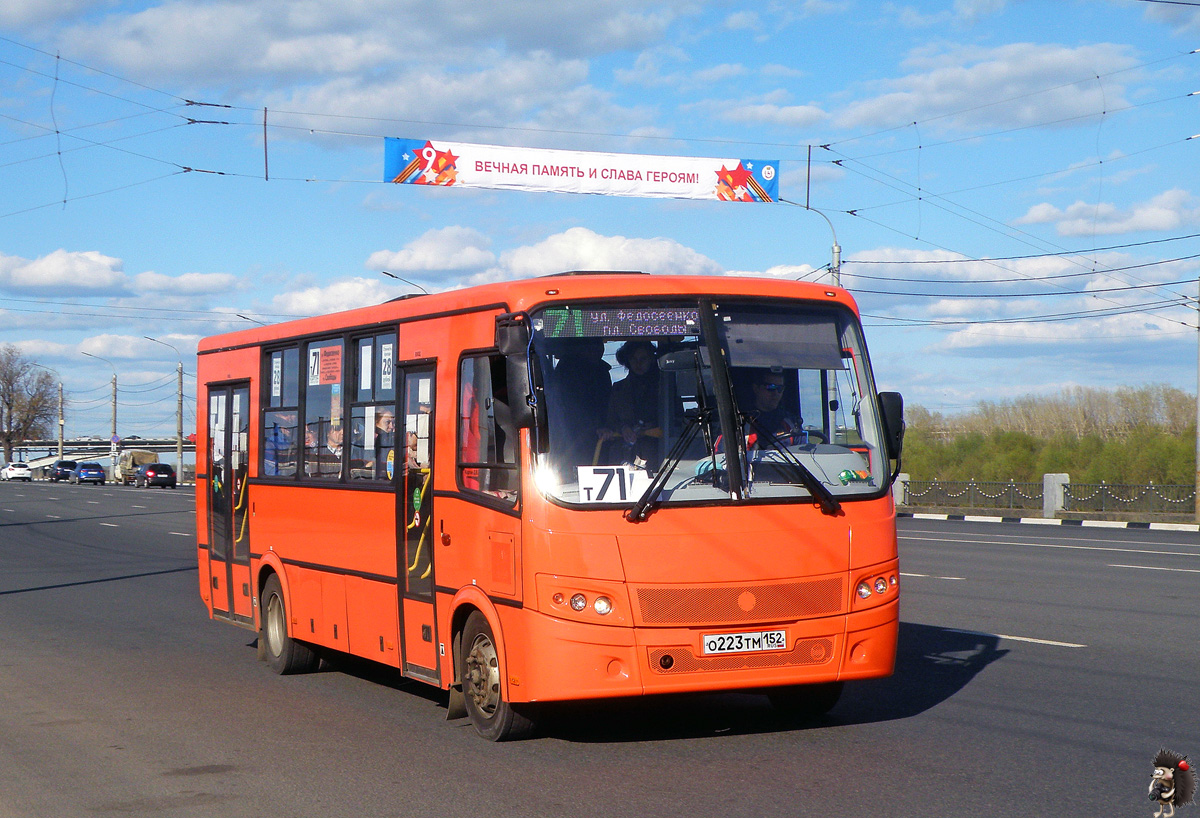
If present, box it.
[701,629,787,655]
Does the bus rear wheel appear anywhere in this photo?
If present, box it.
[460,611,535,741]
[260,574,319,675]
[767,681,843,720]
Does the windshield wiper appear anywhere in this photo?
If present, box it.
[625,409,708,523]
[744,415,842,516]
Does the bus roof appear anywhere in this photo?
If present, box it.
[198,272,859,353]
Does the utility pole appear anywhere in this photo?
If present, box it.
[81,352,118,472]
[1195,276,1199,523]
[176,360,183,475]
[58,382,64,460]
[144,337,185,478]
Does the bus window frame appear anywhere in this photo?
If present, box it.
[454,347,522,514]
[257,328,403,490]
[526,294,895,510]
[347,330,399,483]
[261,344,300,479]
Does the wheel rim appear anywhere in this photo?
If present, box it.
[464,632,501,718]
[264,592,286,658]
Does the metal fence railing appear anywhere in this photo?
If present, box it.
[902,479,1044,511]
[1064,483,1196,514]
[899,476,1197,516]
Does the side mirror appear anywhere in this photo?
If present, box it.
[495,312,531,356]
[505,355,549,451]
[877,391,904,460]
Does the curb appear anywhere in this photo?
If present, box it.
[898,511,1200,533]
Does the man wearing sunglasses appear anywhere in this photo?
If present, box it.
[747,369,803,444]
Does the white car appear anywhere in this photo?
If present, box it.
[1,462,32,481]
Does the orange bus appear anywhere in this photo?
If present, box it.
[196,272,905,740]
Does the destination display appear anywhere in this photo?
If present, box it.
[537,306,701,338]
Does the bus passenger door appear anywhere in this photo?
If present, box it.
[397,366,438,680]
[206,383,253,624]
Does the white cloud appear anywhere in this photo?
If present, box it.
[723,11,760,31]
[134,271,240,295]
[270,277,404,316]
[0,249,126,295]
[496,226,723,282]
[0,0,103,28]
[365,226,496,275]
[836,43,1136,132]
[1013,189,1200,236]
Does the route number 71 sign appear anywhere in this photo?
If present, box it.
[577,465,652,503]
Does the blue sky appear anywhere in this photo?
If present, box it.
[2,0,1199,439]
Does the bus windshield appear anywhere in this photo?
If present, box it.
[530,299,890,510]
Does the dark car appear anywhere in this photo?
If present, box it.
[135,463,177,489]
[70,462,106,485]
[49,460,77,482]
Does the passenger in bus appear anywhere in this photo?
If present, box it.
[548,338,612,472]
[745,369,803,444]
[263,411,297,476]
[372,410,396,478]
[601,340,663,468]
[312,424,343,477]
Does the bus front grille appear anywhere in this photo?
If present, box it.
[634,577,844,626]
[648,638,835,674]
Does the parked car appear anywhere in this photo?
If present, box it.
[1,462,32,481]
[49,460,77,482]
[70,462,106,485]
[135,462,177,489]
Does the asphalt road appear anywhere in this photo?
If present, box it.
[0,481,1196,817]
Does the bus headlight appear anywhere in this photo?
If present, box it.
[593,596,613,616]
[857,582,872,599]
[874,577,888,595]
[570,593,587,612]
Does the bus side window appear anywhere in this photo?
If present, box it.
[458,355,519,505]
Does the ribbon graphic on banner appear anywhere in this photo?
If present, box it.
[384,138,778,203]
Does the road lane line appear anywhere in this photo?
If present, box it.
[900,535,1199,559]
[99,523,118,527]
[1109,563,1200,574]
[169,532,190,537]
[901,572,966,580]
[945,627,1086,648]
[902,529,1200,548]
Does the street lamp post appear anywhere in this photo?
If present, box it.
[81,352,117,473]
[144,337,185,477]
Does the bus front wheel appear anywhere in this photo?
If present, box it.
[460,611,535,741]
[260,574,319,675]
[767,681,843,720]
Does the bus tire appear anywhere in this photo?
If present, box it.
[260,574,319,675]
[767,681,843,720]
[460,611,535,741]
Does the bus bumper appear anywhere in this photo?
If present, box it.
[512,599,898,703]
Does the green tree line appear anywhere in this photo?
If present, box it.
[903,385,1197,485]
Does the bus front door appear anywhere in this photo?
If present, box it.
[397,366,439,680]
[206,383,253,624]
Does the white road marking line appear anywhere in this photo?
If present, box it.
[903,529,1200,549]
[1109,563,1200,574]
[46,515,60,519]
[169,532,190,537]
[99,523,119,527]
[900,534,1199,559]
[945,627,1086,648]
[901,572,966,580]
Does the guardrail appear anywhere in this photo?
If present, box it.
[896,473,1196,517]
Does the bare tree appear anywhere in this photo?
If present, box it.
[0,345,58,463]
